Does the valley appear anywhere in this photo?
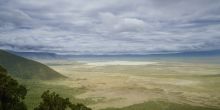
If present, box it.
[20,60,220,110]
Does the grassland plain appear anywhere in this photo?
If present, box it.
[19,60,220,110]
[102,101,220,110]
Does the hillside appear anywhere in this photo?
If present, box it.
[0,49,65,80]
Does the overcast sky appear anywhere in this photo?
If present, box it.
[0,0,220,55]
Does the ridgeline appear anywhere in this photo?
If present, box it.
[0,50,65,80]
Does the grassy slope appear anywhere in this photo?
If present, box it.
[102,101,220,110]
[18,79,95,110]
[0,50,65,80]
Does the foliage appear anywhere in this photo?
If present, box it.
[69,103,92,110]
[34,90,91,110]
[34,90,70,110]
[0,65,91,110]
[20,79,93,110]
[0,65,27,110]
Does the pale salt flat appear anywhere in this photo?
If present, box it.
[82,61,157,66]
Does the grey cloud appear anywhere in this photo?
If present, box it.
[0,0,220,55]
[0,8,33,28]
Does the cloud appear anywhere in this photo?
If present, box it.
[0,0,220,55]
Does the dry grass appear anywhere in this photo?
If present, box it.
[44,61,220,110]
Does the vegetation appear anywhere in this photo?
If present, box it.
[34,90,91,110]
[102,101,220,110]
[20,80,94,110]
[0,65,91,110]
[49,61,220,110]
[1,49,220,110]
[0,49,65,80]
[0,65,27,110]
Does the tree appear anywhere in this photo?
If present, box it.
[0,65,91,110]
[34,90,91,110]
[0,65,27,110]
[69,103,92,110]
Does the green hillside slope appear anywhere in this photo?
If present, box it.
[0,50,65,80]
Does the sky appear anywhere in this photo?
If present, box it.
[0,0,220,55]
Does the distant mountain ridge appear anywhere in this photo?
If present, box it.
[10,51,59,59]
[0,49,65,80]
[10,50,220,60]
